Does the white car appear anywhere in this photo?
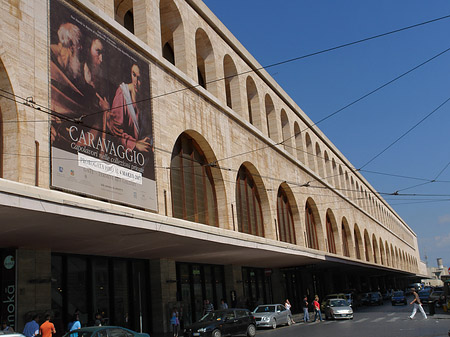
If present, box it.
[324,299,354,320]
[253,304,292,329]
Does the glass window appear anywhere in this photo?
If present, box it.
[305,204,318,250]
[236,166,264,237]
[92,258,110,323]
[113,260,129,327]
[326,215,336,254]
[277,188,296,244]
[107,328,133,337]
[170,134,218,226]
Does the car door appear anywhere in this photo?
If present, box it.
[235,310,251,335]
[276,305,287,324]
[223,310,238,335]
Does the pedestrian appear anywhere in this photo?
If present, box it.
[69,314,81,331]
[284,299,295,324]
[312,295,323,322]
[219,298,228,310]
[94,313,103,326]
[23,315,40,337]
[40,314,56,337]
[203,299,214,315]
[2,321,14,332]
[170,308,179,337]
[409,288,427,320]
[302,295,310,322]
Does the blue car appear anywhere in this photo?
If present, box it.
[391,291,407,306]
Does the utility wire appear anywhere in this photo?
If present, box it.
[80,14,450,119]
[359,94,450,169]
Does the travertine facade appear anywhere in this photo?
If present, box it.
[0,0,424,335]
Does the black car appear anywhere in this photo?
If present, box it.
[62,326,150,337]
[183,309,256,337]
[367,292,383,305]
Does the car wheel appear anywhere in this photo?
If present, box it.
[246,324,256,337]
[212,329,221,337]
[287,316,292,326]
[272,319,277,329]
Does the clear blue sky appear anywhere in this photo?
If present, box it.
[203,0,450,269]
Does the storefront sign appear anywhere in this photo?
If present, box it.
[49,0,157,210]
[1,250,16,330]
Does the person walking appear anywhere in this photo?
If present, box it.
[23,315,40,337]
[302,295,310,322]
[170,308,180,337]
[409,288,427,319]
[312,295,323,322]
[40,315,56,337]
[219,299,228,310]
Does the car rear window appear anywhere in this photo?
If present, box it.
[236,310,249,318]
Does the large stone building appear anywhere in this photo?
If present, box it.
[0,0,425,335]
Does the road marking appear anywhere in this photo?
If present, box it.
[372,317,384,322]
[355,318,369,323]
[387,316,401,322]
[387,312,395,316]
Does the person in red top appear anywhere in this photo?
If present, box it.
[312,295,323,322]
[40,315,56,337]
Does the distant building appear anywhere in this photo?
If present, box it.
[0,0,425,335]
[423,258,449,287]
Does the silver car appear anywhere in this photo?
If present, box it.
[253,304,292,329]
[324,298,354,320]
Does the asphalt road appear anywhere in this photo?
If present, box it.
[254,300,450,337]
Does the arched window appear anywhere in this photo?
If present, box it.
[170,134,218,226]
[280,109,291,153]
[342,222,350,257]
[277,187,296,244]
[236,166,264,237]
[305,203,319,250]
[265,94,276,140]
[294,122,303,163]
[223,55,240,110]
[115,0,134,33]
[326,214,336,254]
[305,133,315,171]
[246,76,260,127]
[195,29,215,90]
[354,226,362,260]
[160,0,185,71]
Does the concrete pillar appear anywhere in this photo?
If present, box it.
[17,249,51,331]
[149,259,177,335]
[224,265,243,307]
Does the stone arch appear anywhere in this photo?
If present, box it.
[160,0,186,71]
[315,143,324,177]
[305,133,315,172]
[236,162,271,238]
[325,209,340,255]
[305,198,324,251]
[353,223,363,260]
[363,229,373,262]
[280,109,292,154]
[294,122,304,163]
[223,54,241,112]
[0,57,18,180]
[277,183,299,245]
[246,76,261,129]
[324,151,332,184]
[170,130,227,227]
[265,94,277,141]
[195,28,216,94]
[372,234,379,264]
[341,217,353,258]
[115,0,134,33]
[332,158,339,188]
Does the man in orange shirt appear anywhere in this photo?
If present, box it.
[40,315,56,337]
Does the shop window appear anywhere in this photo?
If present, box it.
[236,166,264,237]
[276,187,296,244]
[170,134,218,226]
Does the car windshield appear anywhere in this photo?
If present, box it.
[393,291,404,297]
[255,305,276,313]
[199,311,225,322]
[330,299,348,307]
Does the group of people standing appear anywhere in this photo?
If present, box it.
[298,295,323,323]
[20,315,57,337]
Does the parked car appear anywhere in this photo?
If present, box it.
[418,289,432,304]
[360,293,370,306]
[429,290,445,307]
[367,292,383,305]
[382,290,393,300]
[391,290,407,305]
[0,332,27,337]
[63,326,150,337]
[183,309,256,337]
[252,304,291,329]
[321,293,346,310]
[323,299,353,320]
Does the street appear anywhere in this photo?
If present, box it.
[254,301,449,337]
